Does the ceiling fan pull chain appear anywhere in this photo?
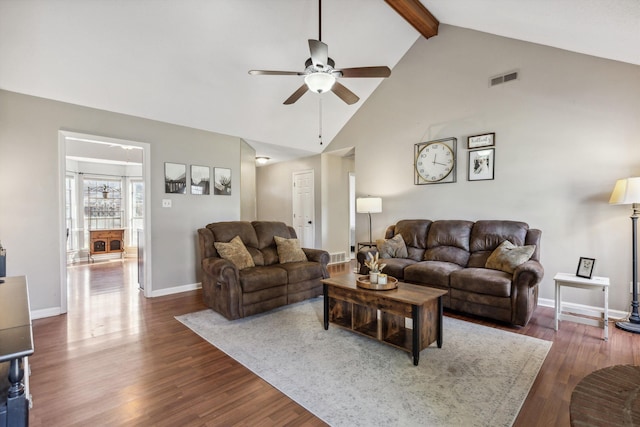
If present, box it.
[319,96,323,145]
[318,0,322,42]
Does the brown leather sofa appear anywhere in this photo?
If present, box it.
[357,220,543,326]
[198,221,330,320]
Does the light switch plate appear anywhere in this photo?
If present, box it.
[162,199,172,208]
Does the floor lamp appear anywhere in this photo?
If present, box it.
[356,197,382,244]
[610,177,640,333]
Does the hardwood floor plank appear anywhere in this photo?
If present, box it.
[26,259,640,426]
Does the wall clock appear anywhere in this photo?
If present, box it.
[414,137,457,184]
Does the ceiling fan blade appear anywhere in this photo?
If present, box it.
[331,82,359,105]
[308,39,329,67]
[336,66,392,78]
[249,70,303,76]
[283,84,309,105]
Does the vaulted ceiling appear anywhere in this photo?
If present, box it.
[1,0,638,163]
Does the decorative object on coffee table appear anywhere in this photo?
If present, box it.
[363,252,386,284]
[609,177,640,334]
[356,274,398,290]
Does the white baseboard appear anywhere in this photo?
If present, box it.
[150,282,201,297]
[538,297,628,320]
[31,306,63,320]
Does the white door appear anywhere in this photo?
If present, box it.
[292,170,315,248]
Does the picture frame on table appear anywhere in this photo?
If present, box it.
[468,148,495,181]
[576,257,596,279]
[467,132,495,149]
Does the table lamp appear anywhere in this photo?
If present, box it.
[609,177,640,333]
[356,197,382,245]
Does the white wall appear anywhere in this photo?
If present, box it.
[0,90,244,313]
[256,155,322,247]
[240,139,257,221]
[323,25,640,312]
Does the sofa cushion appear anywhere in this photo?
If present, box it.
[214,236,255,270]
[239,266,288,292]
[423,220,473,266]
[376,234,408,259]
[391,220,432,249]
[252,221,296,265]
[207,221,264,266]
[276,261,324,283]
[404,261,462,288]
[468,221,530,267]
[450,268,512,297]
[274,236,307,263]
[376,258,418,280]
[485,240,536,274]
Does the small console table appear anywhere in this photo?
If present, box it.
[0,276,33,426]
[554,272,609,341]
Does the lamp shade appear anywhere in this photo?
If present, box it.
[609,177,640,204]
[356,197,382,214]
[304,72,335,93]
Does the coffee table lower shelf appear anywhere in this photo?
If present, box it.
[322,275,446,366]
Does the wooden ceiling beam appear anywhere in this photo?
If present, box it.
[384,0,439,39]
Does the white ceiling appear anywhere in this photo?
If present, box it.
[1,0,638,164]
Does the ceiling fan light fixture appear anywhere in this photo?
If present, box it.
[304,72,335,93]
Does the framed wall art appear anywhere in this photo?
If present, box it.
[468,148,495,181]
[576,257,595,279]
[191,165,211,195]
[164,162,186,194]
[214,167,232,195]
[414,137,457,185]
[467,132,495,149]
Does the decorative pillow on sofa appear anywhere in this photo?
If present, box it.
[376,234,409,259]
[274,236,308,263]
[485,240,536,274]
[214,235,255,270]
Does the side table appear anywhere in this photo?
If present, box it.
[357,242,376,251]
[554,272,609,341]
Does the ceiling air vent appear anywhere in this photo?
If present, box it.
[489,70,519,87]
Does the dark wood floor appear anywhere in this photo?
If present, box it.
[28,259,640,426]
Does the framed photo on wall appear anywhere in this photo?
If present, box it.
[214,167,232,195]
[576,257,595,279]
[190,165,211,195]
[468,148,495,181]
[164,162,187,194]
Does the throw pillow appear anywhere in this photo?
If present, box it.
[376,234,409,259]
[485,240,536,274]
[274,236,308,263]
[214,235,255,270]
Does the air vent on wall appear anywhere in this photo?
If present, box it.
[489,70,519,87]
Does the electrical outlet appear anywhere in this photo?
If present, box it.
[162,199,172,208]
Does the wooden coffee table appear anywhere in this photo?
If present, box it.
[321,273,447,365]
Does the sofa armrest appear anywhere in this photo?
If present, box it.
[201,256,242,320]
[513,260,544,287]
[356,247,379,274]
[302,248,330,278]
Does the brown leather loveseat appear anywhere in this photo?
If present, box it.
[357,220,543,326]
[198,221,330,320]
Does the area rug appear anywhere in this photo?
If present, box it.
[176,298,551,427]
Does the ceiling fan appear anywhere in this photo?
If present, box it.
[248,0,391,105]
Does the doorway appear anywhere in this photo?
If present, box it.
[292,170,315,248]
[59,131,152,314]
